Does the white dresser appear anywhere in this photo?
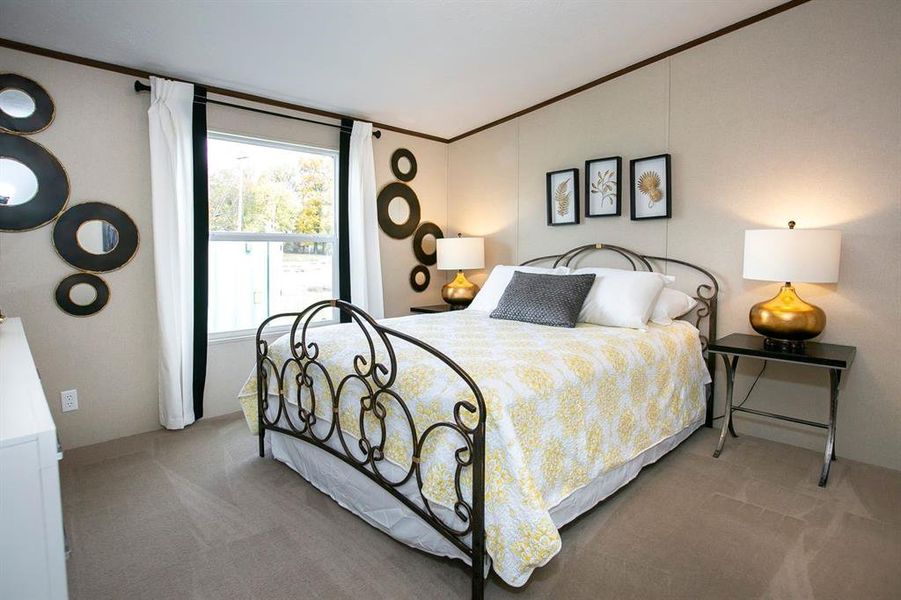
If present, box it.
[0,318,68,599]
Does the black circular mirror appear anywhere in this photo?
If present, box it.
[377,182,420,239]
[55,273,110,317]
[0,74,54,134]
[412,222,443,266]
[53,202,138,272]
[410,264,430,292]
[390,148,417,182]
[0,133,69,231]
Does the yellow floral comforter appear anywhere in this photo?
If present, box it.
[237,310,709,586]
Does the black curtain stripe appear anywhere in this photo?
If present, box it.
[192,85,209,420]
[337,118,352,323]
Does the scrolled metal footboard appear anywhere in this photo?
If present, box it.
[255,299,487,599]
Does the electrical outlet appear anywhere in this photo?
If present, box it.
[61,389,78,412]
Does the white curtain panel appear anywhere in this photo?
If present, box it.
[348,121,384,318]
[147,76,196,429]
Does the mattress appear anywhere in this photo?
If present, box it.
[238,310,710,586]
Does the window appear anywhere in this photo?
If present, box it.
[207,132,339,339]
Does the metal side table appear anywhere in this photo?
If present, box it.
[708,333,856,487]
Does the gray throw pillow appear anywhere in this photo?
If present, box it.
[490,272,596,328]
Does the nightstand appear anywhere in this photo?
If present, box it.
[708,333,856,487]
[410,304,465,314]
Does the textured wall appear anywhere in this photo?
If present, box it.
[447,0,901,470]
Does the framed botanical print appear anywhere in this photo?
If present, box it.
[546,168,579,226]
[585,156,621,217]
[630,153,671,220]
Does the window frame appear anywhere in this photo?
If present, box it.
[206,131,341,343]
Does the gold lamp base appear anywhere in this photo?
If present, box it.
[749,283,826,352]
[442,270,479,307]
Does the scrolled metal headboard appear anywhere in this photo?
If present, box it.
[521,242,719,427]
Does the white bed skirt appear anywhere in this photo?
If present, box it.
[265,412,703,575]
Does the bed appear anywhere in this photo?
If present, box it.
[237,243,719,599]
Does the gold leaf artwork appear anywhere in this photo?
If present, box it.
[590,169,617,207]
[554,179,571,217]
[637,171,663,208]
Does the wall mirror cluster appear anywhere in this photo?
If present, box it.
[0,73,139,318]
[377,148,444,292]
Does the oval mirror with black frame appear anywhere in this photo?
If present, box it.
[0,74,55,135]
[377,181,421,239]
[0,133,69,231]
[390,148,417,182]
[410,264,430,292]
[412,221,443,266]
[55,272,110,317]
[53,202,138,272]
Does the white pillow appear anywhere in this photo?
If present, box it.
[573,267,667,329]
[468,264,570,312]
[650,287,698,325]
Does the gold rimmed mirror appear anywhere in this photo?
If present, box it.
[0,74,54,135]
[54,272,110,317]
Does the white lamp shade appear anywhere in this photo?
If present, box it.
[743,228,841,283]
[437,237,485,271]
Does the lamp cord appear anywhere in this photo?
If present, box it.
[711,361,768,421]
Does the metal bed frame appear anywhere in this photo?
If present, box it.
[255,243,719,600]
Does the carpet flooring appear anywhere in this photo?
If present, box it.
[60,412,901,599]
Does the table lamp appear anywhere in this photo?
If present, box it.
[436,235,485,307]
[743,220,842,352]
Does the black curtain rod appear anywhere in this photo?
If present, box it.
[133,81,381,138]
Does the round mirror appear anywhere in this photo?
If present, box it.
[387,195,410,223]
[0,89,36,119]
[69,282,98,306]
[412,221,443,266]
[409,264,430,292]
[420,233,436,256]
[0,157,39,206]
[390,148,417,182]
[76,219,119,254]
[55,272,109,317]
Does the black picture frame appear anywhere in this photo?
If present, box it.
[546,168,579,226]
[630,153,672,220]
[584,156,622,218]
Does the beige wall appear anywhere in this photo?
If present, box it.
[374,131,448,316]
[0,48,159,449]
[0,46,447,448]
[447,0,901,470]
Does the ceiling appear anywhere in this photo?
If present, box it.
[0,0,785,139]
